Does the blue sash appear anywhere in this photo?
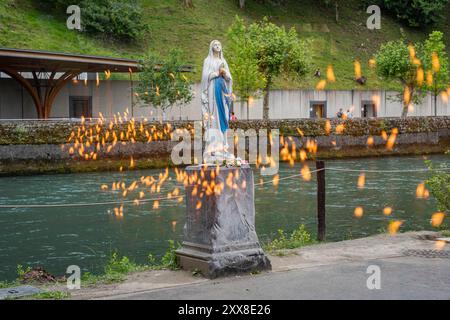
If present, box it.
[214,77,230,134]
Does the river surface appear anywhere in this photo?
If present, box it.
[0,155,447,281]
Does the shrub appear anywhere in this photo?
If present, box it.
[425,156,450,212]
[35,0,147,42]
[81,251,146,285]
[264,225,314,252]
[160,240,181,270]
[104,252,143,274]
[367,0,450,27]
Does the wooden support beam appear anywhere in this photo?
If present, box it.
[1,68,43,118]
[46,71,82,118]
[1,68,81,119]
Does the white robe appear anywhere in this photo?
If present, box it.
[201,43,233,163]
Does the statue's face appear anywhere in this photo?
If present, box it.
[212,41,222,54]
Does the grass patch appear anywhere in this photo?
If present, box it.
[81,252,147,285]
[4,291,70,300]
[30,291,71,300]
[1,0,449,88]
[0,280,19,289]
[263,225,315,253]
[439,230,450,237]
[0,241,181,289]
[0,265,47,289]
[81,240,181,286]
[148,240,181,271]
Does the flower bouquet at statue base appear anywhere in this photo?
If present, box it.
[203,144,247,167]
[203,129,247,167]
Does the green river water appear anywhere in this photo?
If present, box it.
[0,155,447,281]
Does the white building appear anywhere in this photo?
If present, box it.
[2,77,448,120]
[1,48,448,120]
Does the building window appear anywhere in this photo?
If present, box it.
[69,96,92,118]
[361,101,377,118]
[310,101,327,119]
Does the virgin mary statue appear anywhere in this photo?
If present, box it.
[201,40,235,164]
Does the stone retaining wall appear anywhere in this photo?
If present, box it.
[0,117,448,163]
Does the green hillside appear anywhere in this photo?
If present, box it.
[0,0,449,89]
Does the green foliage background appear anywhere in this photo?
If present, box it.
[35,0,147,41]
[379,0,449,27]
[136,49,193,112]
[1,0,449,89]
[426,156,450,212]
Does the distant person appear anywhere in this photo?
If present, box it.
[356,76,366,85]
[346,109,353,119]
[231,112,237,121]
[336,108,344,118]
[314,68,321,78]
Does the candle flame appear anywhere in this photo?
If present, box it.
[416,68,424,86]
[354,207,364,218]
[408,44,415,60]
[357,173,365,189]
[388,220,403,235]
[301,165,311,181]
[326,65,336,82]
[325,120,331,135]
[316,80,327,90]
[426,70,433,87]
[383,207,393,216]
[272,174,280,187]
[354,60,361,79]
[431,52,440,73]
[431,212,445,227]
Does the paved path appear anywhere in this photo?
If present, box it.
[105,255,450,300]
[64,231,449,300]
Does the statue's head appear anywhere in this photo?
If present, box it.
[210,40,222,55]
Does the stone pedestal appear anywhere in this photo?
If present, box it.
[176,164,271,279]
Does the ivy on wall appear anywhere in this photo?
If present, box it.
[0,117,448,145]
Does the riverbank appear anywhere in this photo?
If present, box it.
[1,143,448,177]
[0,117,449,176]
[26,230,449,300]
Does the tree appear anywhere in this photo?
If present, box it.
[227,17,266,120]
[381,0,449,27]
[422,31,449,116]
[323,0,340,23]
[247,18,310,119]
[375,39,424,117]
[136,49,193,119]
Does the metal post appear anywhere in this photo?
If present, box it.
[316,160,326,242]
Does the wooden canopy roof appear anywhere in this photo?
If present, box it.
[0,48,139,118]
[0,48,139,73]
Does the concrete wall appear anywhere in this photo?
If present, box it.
[1,77,449,120]
[0,117,450,161]
[0,79,36,119]
[0,76,134,119]
[0,118,448,176]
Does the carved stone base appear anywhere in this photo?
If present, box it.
[176,165,271,279]
[177,242,271,279]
